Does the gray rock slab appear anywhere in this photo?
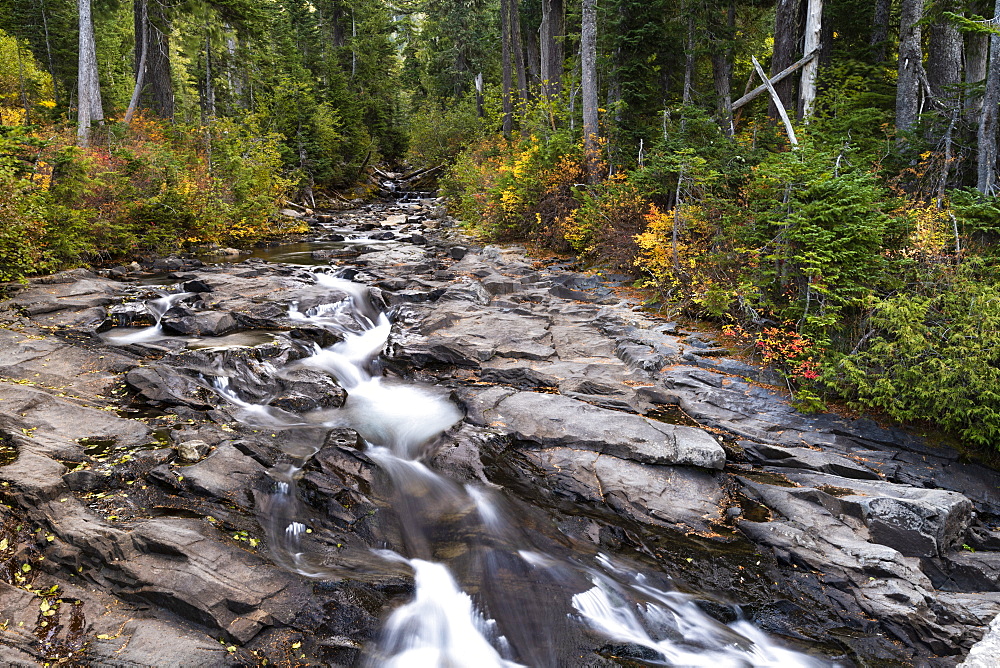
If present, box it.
[961,613,1000,667]
[117,519,311,643]
[782,471,974,558]
[0,329,135,398]
[0,383,150,457]
[524,447,725,530]
[742,442,881,480]
[180,443,266,509]
[480,391,725,469]
[356,246,428,267]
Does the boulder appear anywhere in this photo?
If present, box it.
[784,471,974,558]
[175,439,212,462]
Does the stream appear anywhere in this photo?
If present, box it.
[194,269,827,666]
[3,198,998,666]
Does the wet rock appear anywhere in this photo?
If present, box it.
[64,469,110,492]
[615,341,668,371]
[117,519,312,643]
[356,246,428,267]
[944,552,1000,592]
[438,279,490,305]
[161,309,239,337]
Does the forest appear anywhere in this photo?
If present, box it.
[2,0,1000,454]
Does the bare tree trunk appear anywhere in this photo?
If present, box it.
[510,0,529,110]
[135,0,174,120]
[581,0,599,183]
[204,23,215,120]
[475,72,484,118]
[501,0,513,135]
[799,0,822,119]
[34,0,59,106]
[331,0,345,47]
[125,0,148,125]
[225,32,243,108]
[526,24,541,89]
[683,11,695,105]
[928,11,963,107]
[15,38,30,124]
[77,0,103,146]
[967,30,989,124]
[869,0,890,63]
[977,0,1000,194]
[896,0,923,135]
[540,0,564,99]
[770,0,801,120]
[711,1,735,136]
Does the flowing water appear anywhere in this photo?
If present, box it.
[130,268,834,666]
[101,291,196,344]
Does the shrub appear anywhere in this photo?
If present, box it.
[833,267,1000,448]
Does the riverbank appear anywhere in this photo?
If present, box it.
[0,198,997,666]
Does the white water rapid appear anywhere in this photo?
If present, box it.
[196,268,835,667]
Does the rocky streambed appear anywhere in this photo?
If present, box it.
[0,198,998,666]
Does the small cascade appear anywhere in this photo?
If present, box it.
[200,268,837,667]
[370,553,523,668]
[103,291,195,345]
[572,570,825,668]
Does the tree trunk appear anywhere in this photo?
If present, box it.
[35,0,59,106]
[770,0,801,120]
[799,0,822,119]
[711,1,735,136]
[869,0,891,63]
[581,0,599,183]
[977,0,1000,194]
[502,0,513,135]
[226,32,243,108]
[204,24,215,120]
[966,29,989,124]
[135,0,174,120]
[125,0,148,125]
[510,0,529,110]
[15,38,30,124]
[331,1,345,47]
[683,12,695,104]
[77,0,103,146]
[928,12,963,108]
[526,24,541,88]
[540,0,564,99]
[475,72,484,118]
[896,0,923,134]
